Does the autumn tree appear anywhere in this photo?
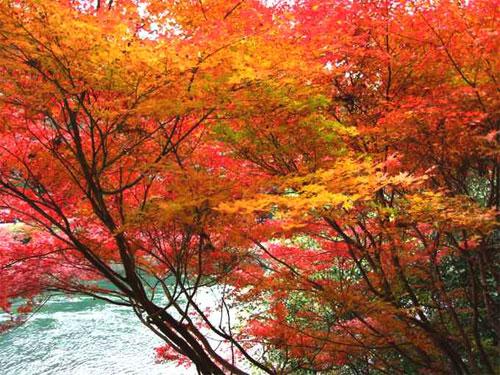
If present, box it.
[0,0,498,374]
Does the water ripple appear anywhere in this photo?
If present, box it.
[0,296,190,375]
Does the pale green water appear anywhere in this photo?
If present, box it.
[0,295,189,375]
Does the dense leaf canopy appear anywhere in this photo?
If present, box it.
[0,0,498,374]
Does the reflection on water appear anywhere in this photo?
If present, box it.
[0,295,189,375]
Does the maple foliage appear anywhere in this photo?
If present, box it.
[0,0,498,374]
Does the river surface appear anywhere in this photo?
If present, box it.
[0,295,190,375]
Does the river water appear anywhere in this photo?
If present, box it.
[0,295,189,375]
